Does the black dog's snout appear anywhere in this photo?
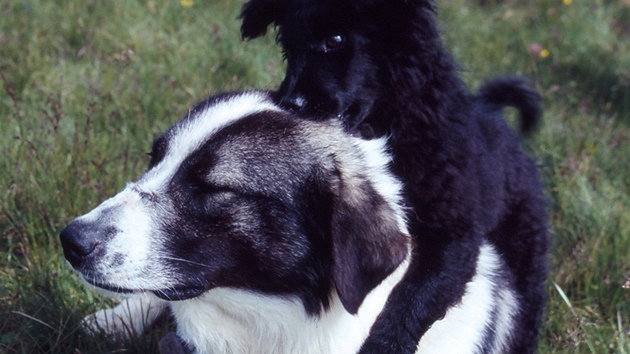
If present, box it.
[59,221,103,269]
[279,94,307,112]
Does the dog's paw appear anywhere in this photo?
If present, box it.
[82,296,168,338]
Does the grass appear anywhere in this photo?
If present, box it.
[1,0,628,352]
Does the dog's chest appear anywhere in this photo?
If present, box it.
[170,260,410,354]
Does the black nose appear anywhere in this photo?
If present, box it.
[59,221,101,269]
[279,94,307,112]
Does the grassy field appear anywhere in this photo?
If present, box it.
[1,0,628,353]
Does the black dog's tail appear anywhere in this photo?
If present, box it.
[477,77,542,135]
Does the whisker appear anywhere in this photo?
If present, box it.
[161,255,211,269]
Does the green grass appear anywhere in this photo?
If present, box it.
[1,0,628,352]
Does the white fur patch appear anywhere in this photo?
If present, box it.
[415,242,517,354]
[74,188,168,290]
[352,137,408,233]
[141,92,281,192]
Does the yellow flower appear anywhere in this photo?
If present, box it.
[563,0,572,5]
[539,49,550,58]
[586,142,596,156]
[180,0,194,7]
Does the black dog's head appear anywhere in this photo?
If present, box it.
[240,0,439,136]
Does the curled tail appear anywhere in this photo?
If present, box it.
[477,77,542,134]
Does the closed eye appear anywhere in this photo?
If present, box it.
[187,171,237,198]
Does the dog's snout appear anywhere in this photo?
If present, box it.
[279,94,307,112]
[59,221,103,269]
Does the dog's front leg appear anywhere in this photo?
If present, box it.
[82,295,168,338]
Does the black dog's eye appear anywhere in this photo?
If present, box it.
[317,35,345,53]
[326,35,343,48]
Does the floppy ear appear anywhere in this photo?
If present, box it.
[330,173,409,314]
[239,0,289,40]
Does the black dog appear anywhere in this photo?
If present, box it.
[241,0,549,353]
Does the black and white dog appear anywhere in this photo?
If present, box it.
[240,0,549,353]
[61,91,520,353]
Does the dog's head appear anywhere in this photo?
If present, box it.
[240,0,438,136]
[60,91,409,315]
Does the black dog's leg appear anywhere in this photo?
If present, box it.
[359,226,481,353]
[359,144,484,353]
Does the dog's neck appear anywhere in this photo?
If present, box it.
[170,254,410,354]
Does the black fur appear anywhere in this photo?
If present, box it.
[240,1,549,353]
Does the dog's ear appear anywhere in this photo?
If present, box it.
[330,169,409,315]
[239,0,289,40]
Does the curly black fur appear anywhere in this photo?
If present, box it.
[240,1,549,353]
